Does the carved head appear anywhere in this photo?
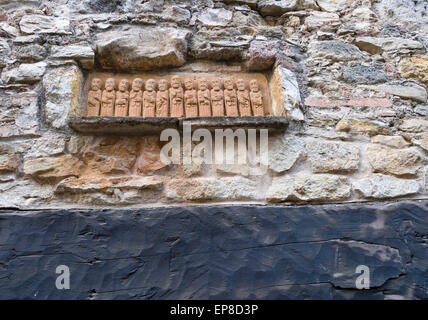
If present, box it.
[171,76,181,89]
[91,78,102,91]
[118,79,130,92]
[105,78,116,91]
[250,79,259,92]
[236,78,246,91]
[159,79,168,91]
[145,79,156,92]
[132,78,143,91]
[198,79,208,91]
[224,78,234,90]
[184,79,194,90]
[212,78,221,90]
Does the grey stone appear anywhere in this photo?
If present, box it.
[353,174,421,199]
[400,119,428,133]
[95,26,190,70]
[316,0,352,12]
[197,8,233,27]
[43,66,83,129]
[1,61,47,84]
[342,65,388,84]
[161,6,191,24]
[366,83,427,103]
[268,136,304,173]
[19,14,71,34]
[270,65,304,120]
[0,38,13,67]
[50,44,95,69]
[16,44,47,62]
[0,95,39,138]
[414,105,428,116]
[257,0,298,17]
[355,37,424,54]
[306,141,360,173]
[308,40,364,61]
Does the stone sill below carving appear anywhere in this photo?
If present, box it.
[68,116,289,135]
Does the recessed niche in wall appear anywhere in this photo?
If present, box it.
[68,71,290,135]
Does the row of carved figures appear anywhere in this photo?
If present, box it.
[86,76,266,117]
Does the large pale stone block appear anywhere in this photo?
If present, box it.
[353,174,421,199]
[366,145,423,176]
[266,174,351,202]
[95,26,190,70]
[23,155,84,179]
[306,141,360,173]
[43,65,83,129]
[20,14,71,35]
[270,65,304,120]
[2,61,47,84]
[0,95,39,138]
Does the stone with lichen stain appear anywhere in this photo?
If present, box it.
[43,65,83,129]
[366,145,422,177]
[23,155,84,179]
[306,141,359,173]
[336,118,390,136]
[269,136,303,173]
[95,26,190,70]
[399,56,428,86]
[304,11,340,32]
[82,137,139,175]
[266,173,351,202]
[353,174,421,199]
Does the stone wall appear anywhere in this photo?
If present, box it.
[0,0,427,210]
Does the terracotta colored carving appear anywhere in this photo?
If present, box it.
[87,78,102,116]
[210,78,225,116]
[223,77,238,116]
[249,79,264,116]
[156,79,169,117]
[143,79,156,117]
[129,78,143,117]
[198,79,211,117]
[114,79,130,117]
[169,76,184,118]
[184,78,198,117]
[236,78,252,116]
[100,77,116,116]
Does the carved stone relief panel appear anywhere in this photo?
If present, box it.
[83,73,272,117]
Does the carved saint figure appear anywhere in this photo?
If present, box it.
[129,78,143,117]
[114,79,130,117]
[223,77,238,116]
[101,78,116,116]
[210,78,225,116]
[143,79,157,117]
[87,78,102,116]
[156,79,169,117]
[249,79,264,116]
[169,76,184,118]
[236,78,252,116]
[184,78,198,118]
[198,78,211,117]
